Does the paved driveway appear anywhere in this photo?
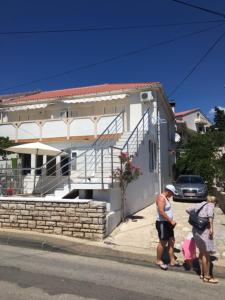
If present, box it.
[105,200,225,267]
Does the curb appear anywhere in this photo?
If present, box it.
[0,231,225,279]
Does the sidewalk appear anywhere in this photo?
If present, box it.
[0,201,225,278]
[105,201,225,267]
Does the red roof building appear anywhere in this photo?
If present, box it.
[1,82,160,105]
[175,108,211,134]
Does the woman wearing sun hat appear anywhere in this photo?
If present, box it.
[155,184,181,270]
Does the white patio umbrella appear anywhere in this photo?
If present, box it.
[5,142,67,156]
[5,142,68,193]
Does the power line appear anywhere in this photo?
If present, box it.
[1,22,224,94]
[171,0,225,19]
[0,20,223,36]
[169,29,225,96]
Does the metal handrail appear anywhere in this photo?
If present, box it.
[77,121,123,175]
[2,109,155,196]
[0,112,124,196]
[122,107,150,152]
[107,108,154,187]
[41,112,124,180]
[39,111,124,194]
[23,111,123,183]
[20,111,125,178]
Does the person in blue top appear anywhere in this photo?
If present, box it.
[155,184,181,270]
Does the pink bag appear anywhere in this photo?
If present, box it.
[182,233,196,261]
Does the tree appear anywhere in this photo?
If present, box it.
[175,106,225,190]
[176,133,218,189]
[0,137,14,158]
[211,107,225,131]
[215,153,225,189]
[113,152,142,222]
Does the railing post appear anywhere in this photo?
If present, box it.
[111,147,114,188]
[143,115,145,138]
[108,128,110,146]
[137,128,139,153]
[101,149,104,189]
[41,172,43,196]
[123,111,126,132]
[68,171,71,192]
[84,154,87,183]
[95,149,97,172]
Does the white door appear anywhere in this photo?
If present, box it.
[129,103,142,131]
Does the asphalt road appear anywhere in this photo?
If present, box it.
[0,245,224,300]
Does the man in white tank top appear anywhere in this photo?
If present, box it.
[155,184,181,270]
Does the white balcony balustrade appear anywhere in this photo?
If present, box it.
[0,114,124,142]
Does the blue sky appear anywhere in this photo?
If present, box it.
[0,0,225,119]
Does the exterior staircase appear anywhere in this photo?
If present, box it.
[1,108,155,198]
[44,107,154,199]
[45,131,132,199]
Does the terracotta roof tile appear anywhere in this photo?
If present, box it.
[2,82,160,104]
[175,108,199,117]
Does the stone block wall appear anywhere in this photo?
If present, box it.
[0,199,106,240]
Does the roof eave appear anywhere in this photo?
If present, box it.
[2,83,162,105]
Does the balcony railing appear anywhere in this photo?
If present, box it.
[195,116,208,125]
[0,113,125,142]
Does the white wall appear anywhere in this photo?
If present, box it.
[183,111,211,132]
[0,124,16,140]
[125,132,159,216]
[183,113,198,131]
[70,118,94,136]
[93,187,122,235]
[18,122,40,140]
[42,120,67,138]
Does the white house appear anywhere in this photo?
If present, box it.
[0,82,175,233]
[175,108,212,134]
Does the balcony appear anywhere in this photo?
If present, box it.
[0,114,125,143]
[194,116,208,125]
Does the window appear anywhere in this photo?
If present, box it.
[103,106,114,115]
[35,155,43,175]
[176,176,204,184]
[71,151,77,171]
[61,156,70,176]
[149,140,157,172]
[197,125,205,133]
[60,110,68,118]
[22,154,31,175]
[46,156,56,176]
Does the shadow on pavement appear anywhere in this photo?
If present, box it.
[126,215,144,222]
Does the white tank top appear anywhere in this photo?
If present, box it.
[156,194,173,221]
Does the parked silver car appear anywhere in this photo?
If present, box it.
[173,175,208,202]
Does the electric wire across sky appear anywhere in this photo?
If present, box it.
[1,21,225,95]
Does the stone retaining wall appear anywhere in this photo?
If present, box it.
[212,187,225,213]
[0,199,106,240]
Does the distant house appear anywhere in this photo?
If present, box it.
[0,82,175,233]
[175,108,212,134]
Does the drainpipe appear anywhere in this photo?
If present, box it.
[156,101,162,194]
